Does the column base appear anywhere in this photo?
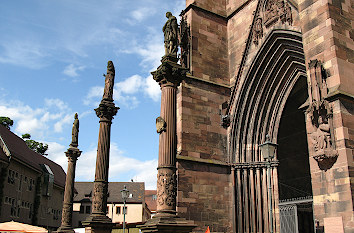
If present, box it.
[82,215,114,233]
[138,215,196,233]
[54,226,75,233]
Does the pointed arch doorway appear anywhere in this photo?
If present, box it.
[230,29,315,233]
[277,75,314,233]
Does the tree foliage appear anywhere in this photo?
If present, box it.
[0,117,14,130]
[22,134,49,156]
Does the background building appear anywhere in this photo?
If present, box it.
[175,0,353,232]
[72,182,150,228]
[0,125,66,230]
[144,190,157,218]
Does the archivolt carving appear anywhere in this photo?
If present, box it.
[253,0,293,45]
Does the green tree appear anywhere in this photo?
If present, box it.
[0,117,13,130]
[22,134,49,156]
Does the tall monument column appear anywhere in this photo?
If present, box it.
[83,61,118,233]
[139,12,195,233]
[56,113,81,233]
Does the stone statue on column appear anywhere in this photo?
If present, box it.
[163,12,178,57]
[83,61,118,233]
[56,114,82,233]
[139,12,195,233]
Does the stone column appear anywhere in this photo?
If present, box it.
[139,55,195,233]
[56,114,82,233]
[83,61,118,233]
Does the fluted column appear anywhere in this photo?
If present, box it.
[56,114,81,233]
[139,55,195,233]
[83,61,118,233]
[154,56,182,217]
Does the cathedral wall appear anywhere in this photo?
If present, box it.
[298,0,354,230]
[227,0,257,85]
[177,160,232,233]
[186,7,229,86]
[187,0,227,16]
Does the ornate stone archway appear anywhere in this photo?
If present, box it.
[229,29,308,232]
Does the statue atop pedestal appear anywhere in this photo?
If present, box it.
[163,12,178,58]
[70,113,79,148]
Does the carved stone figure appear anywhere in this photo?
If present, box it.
[311,115,331,152]
[163,12,178,57]
[103,61,115,100]
[253,17,263,45]
[307,60,337,170]
[156,116,166,134]
[179,14,191,69]
[70,113,79,147]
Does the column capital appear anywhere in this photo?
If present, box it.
[151,55,188,88]
[65,147,81,161]
[95,100,119,121]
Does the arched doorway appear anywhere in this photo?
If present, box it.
[229,29,313,232]
[277,76,314,233]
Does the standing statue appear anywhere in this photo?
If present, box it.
[103,61,115,100]
[163,12,178,57]
[70,113,79,147]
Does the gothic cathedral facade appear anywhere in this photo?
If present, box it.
[176,0,353,232]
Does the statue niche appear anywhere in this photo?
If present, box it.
[307,60,337,171]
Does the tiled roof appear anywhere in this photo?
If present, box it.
[0,125,66,187]
[144,190,157,212]
[74,182,145,203]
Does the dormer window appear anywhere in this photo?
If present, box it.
[41,164,54,196]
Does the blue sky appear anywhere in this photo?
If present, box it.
[0,0,185,189]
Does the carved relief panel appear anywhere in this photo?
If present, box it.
[253,0,293,45]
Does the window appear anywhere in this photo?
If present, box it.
[41,164,54,196]
[8,170,15,184]
[85,205,91,214]
[18,175,22,191]
[152,194,157,200]
[116,206,121,214]
[79,205,84,214]
[129,193,133,198]
[123,206,127,214]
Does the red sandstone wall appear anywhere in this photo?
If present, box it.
[299,0,354,230]
[187,0,227,16]
[186,8,229,86]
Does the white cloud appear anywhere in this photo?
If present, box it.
[144,75,161,102]
[0,41,48,69]
[121,27,164,71]
[0,98,73,138]
[74,143,158,189]
[63,64,86,77]
[84,74,161,109]
[131,7,156,23]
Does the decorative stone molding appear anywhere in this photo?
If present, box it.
[152,56,188,88]
[307,60,337,171]
[92,182,107,214]
[157,169,177,207]
[252,0,293,45]
[95,101,119,121]
[156,116,167,134]
[264,0,292,28]
[179,12,191,70]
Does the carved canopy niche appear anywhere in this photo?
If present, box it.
[307,60,337,171]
